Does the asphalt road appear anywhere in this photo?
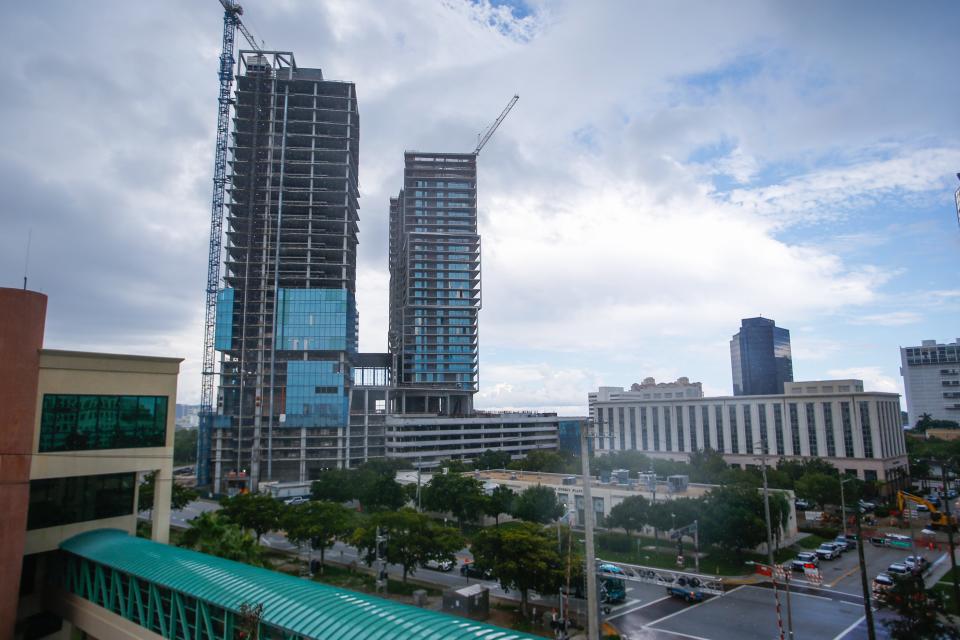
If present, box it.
[607,541,948,640]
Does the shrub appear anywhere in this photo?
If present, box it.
[798,525,839,539]
[596,531,633,553]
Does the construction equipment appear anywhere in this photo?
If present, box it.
[473,94,519,155]
[197,1,264,487]
[897,490,957,529]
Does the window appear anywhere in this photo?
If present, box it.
[714,405,724,453]
[652,407,660,451]
[689,406,698,451]
[618,407,626,450]
[729,405,739,454]
[664,408,673,451]
[640,406,649,450]
[702,406,710,448]
[629,407,637,450]
[676,407,685,452]
[607,408,615,450]
[773,405,785,455]
[742,405,752,454]
[840,402,855,457]
[38,395,168,452]
[789,403,801,455]
[805,402,818,456]
[758,404,769,454]
[859,401,874,458]
[824,403,836,457]
[27,472,136,530]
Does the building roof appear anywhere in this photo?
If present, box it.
[61,529,536,640]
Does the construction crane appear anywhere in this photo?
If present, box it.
[473,94,519,155]
[197,1,263,487]
[897,490,958,529]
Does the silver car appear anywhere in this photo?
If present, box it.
[816,543,841,560]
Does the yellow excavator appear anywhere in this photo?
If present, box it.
[897,491,958,529]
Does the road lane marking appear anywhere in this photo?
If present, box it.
[607,595,671,620]
[826,564,861,588]
[644,586,743,628]
[648,628,711,640]
[832,615,865,640]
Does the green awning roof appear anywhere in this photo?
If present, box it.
[61,529,538,640]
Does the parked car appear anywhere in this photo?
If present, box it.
[423,558,455,572]
[947,489,958,500]
[789,552,820,571]
[795,498,812,511]
[886,563,911,580]
[858,500,876,512]
[816,543,841,560]
[916,504,930,513]
[903,556,929,575]
[834,535,857,551]
[460,563,493,580]
[283,496,309,506]
[872,573,895,602]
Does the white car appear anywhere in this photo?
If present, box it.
[816,543,841,560]
[284,496,309,506]
[423,558,455,572]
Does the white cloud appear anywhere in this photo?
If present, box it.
[849,311,922,327]
[475,362,598,415]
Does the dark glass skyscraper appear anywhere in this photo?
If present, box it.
[730,317,793,396]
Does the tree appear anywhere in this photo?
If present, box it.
[508,450,569,474]
[794,472,841,509]
[606,495,649,538]
[137,471,199,513]
[357,474,407,512]
[219,492,283,542]
[687,448,729,484]
[646,501,675,547]
[476,449,512,470]
[173,428,198,465]
[421,472,487,527]
[180,512,264,566]
[352,508,464,582]
[311,469,356,504]
[484,485,515,526]
[882,575,960,639]
[472,521,565,618]
[699,486,767,559]
[511,485,564,524]
[281,501,354,574]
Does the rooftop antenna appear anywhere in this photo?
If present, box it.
[23,228,32,290]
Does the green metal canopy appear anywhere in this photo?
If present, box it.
[61,529,537,640]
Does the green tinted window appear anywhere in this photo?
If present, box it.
[38,394,168,452]
[27,472,136,530]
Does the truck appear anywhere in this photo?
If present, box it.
[897,491,957,530]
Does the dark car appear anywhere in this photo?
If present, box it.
[666,577,705,603]
[460,563,492,580]
[795,499,812,511]
[834,535,857,551]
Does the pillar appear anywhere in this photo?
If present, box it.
[0,287,47,639]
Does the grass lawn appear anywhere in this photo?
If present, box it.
[930,582,960,615]
[797,534,830,550]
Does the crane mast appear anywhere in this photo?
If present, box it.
[474,94,519,155]
[198,1,262,487]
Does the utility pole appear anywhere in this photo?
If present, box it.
[840,476,849,537]
[757,448,793,640]
[375,526,388,594]
[580,421,599,640]
[854,508,877,640]
[939,460,959,609]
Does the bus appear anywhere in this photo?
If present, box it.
[598,563,627,604]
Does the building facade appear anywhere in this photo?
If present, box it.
[210,51,360,492]
[1,288,181,640]
[388,152,480,397]
[730,317,793,396]
[589,380,907,482]
[900,339,960,427]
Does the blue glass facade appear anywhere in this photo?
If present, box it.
[214,288,234,351]
[284,360,349,428]
[388,153,480,392]
[558,419,591,456]
[730,317,793,395]
[276,288,357,353]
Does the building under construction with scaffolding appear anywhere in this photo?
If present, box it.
[210,50,362,492]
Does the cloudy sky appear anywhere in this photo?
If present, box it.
[2,1,958,415]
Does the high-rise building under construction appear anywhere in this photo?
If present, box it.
[210,50,359,491]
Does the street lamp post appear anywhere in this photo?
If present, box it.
[580,420,599,640]
[840,476,854,537]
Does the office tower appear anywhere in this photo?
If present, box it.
[730,317,793,396]
[900,338,960,427]
[387,152,480,415]
[211,51,359,492]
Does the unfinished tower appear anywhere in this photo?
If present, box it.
[387,152,480,416]
[211,51,359,493]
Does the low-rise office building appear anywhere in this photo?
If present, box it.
[2,288,181,639]
[589,379,907,484]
